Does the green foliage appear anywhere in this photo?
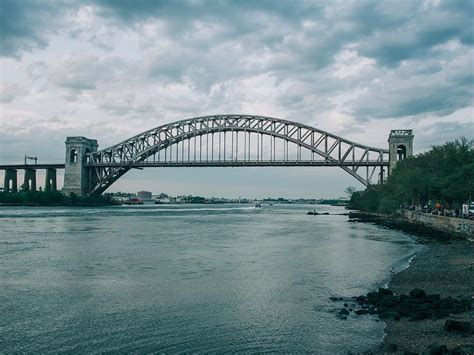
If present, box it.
[345,186,357,197]
[0,191,118,206]
[349,138,474,213]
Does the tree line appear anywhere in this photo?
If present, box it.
[0,190,118,206]
[349,138,474,213]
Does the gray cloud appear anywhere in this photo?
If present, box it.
[352,51,474,119]
[0,83,26,103]
[0,0,70,57]
[415,120,474,151]
[1,0,473,171]
[356,0,474,67]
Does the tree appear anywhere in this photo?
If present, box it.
[345,186,357,197]
[349,137,473,212]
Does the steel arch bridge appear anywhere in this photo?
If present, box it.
[81,115,392,195]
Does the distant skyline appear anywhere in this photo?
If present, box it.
[1,0,473,197]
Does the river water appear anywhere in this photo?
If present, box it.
[0,204,420,353]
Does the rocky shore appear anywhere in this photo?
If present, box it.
[379,239,473,354]
[347,213,474,354]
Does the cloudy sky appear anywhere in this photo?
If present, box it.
[0,0,473,198]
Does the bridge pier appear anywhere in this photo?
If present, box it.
[378,166,385,184]
[63,136,98,196]
[45,168,57,192]
[23,168,36,191]
[3,169,18,193]
[388,130,414,172]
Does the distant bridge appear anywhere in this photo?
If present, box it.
[1,115,414,195]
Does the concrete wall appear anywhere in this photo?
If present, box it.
[401,210,474,238]
[63,137,98,196]
[388,130,414,173]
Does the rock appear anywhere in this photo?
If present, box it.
[377,295,399,308]
[425,342,448,355]
[356,295,367,303]
[443,320,472,333]
[386,343,397,352]
[448,346,464,355]
[425,294,441,302]
[355,309,369,315]
[339,308,350,315]
[378,288,394,296]
[399,293,409,301]
[379,311,400,320]
[353,289,471,322]
[416,310,433,320]
[329,296,343,301]
[344,303,348,307]
[433,310,450,319]
[408,313,425,321]
[409,288,427,299]
[366,291,381,304]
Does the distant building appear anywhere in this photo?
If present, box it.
[137,190,152,199]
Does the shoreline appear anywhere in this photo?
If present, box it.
[349,213,473,354]
[380,239,474,354]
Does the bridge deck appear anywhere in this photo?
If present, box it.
[87,160,389,168]
[0,160,389,171]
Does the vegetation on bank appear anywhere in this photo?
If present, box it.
[349,138,474,214]
[0,191,118,206]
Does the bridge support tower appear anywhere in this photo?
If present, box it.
[3,169,18,193]
[45,168,57,192]
[23,168,36,191]
[63,137,98,196]
[388,130,414,173]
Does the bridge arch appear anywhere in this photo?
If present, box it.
[85,115,390,195]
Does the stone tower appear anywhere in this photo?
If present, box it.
[388,130,414,173]
[63,136,98,196]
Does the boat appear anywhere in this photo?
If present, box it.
[307,210,329,215]
[124,197,144,205]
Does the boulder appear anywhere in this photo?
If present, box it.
[443,320,472,334]
[425,294,441,302]
[378,287,394,296]
[425,342,448,355]
[408,313,425,321]
[339,308,350,315]
[415,310,433,320]
[377,295,399,308]
[356,295,367,303]
[409,288,426,299]
[386,343,397,352]
[448,346,464,355]
[366,291,381,304]
[379,311,400,320]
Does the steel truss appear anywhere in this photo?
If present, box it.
[88,115,389,195]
